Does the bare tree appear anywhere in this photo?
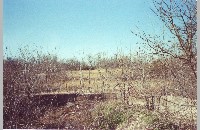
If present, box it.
[132,0,197,79]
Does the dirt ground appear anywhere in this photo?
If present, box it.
[37,100,100,129]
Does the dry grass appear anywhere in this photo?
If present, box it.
[47,69,172,95]
[3,58,197,129]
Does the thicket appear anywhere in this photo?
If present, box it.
[3,0,197,128]
[3,47,196,128]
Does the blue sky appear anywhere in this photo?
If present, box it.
[3,0,164,60]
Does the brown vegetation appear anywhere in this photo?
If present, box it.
[3,0,196,129]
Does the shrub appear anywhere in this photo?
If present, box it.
[91,100,132,130]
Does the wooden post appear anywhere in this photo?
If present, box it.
[145,96,149,110]
[66,83,68,91]
[102,81,105,93]
[89,69,91,84]
[157,95,161,110]
[102,81,105,86]
[79,62,83,87]
[150,96,155,110]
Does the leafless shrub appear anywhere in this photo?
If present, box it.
[3,0,197,128]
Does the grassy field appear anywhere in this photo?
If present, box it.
[45,68,172,95]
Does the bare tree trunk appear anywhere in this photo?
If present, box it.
[123,83,126,103]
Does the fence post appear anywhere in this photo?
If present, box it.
[150,96,155,110]
[89,69,91,84]
[157,95,161,111]
[145,96,149,110]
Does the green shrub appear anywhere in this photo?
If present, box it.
[91,100,131,130]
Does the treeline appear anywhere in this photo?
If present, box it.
[4,50,196,95]
[4,50,197,82]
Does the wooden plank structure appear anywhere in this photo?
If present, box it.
[31,92,117,107]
